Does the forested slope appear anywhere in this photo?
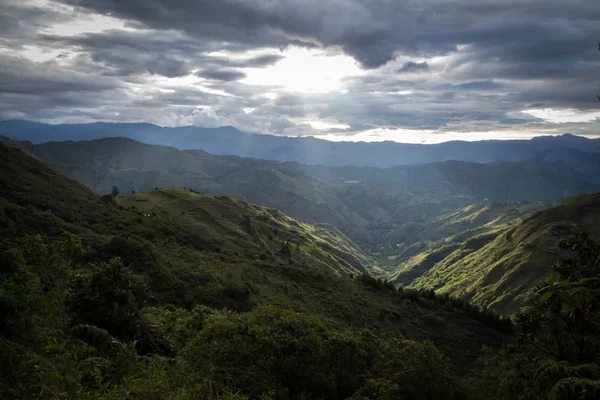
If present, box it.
[0,144,512,399]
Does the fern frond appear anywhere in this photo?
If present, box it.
[548,376,600,400]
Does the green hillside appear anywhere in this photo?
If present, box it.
[4,136,596,257]
[21,137,371,236]
[387,202,548,279]
[407,192,600,315]
[0,144,516,399]
[5,134,594,318]
[118,187,376,277]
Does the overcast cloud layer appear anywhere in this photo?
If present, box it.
[1,0,600,142]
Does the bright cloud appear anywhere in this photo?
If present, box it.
[523,108,600,124]
[242,46,363,93]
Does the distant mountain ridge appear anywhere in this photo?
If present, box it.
[2,120,599,168]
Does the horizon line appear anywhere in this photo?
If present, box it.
[1,118,597,145]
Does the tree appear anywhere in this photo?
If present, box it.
[280,241,292,261]
[525,231,600,364]
[68,258,149,342]
[472,231,600,400]
[111,186,120,199]
[100,194,116,205]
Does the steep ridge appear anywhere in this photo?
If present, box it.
[387,202,548,281]
[0,143,510,369]
[519,147,600,185]
[118,187,376,276]
[407,192,600,315]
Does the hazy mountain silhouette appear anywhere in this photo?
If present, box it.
[2,120,599,168]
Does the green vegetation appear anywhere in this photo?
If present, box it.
[1,144,516,399]
[383,202,548,261]
[5,136,595,257]
[388,202,547,290]
[468,231,600,399]
[2,135,599,398]
[117,187,373,277]
[402,193,600,315]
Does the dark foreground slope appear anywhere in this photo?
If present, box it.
[406,192,600,315]
[0,144,511,399]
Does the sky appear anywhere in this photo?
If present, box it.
[1,0,600,143]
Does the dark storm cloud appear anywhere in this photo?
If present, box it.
[197,68,246,82]
[55,0,428,68]
[41,31,213,78]
[0,51,132,121]
[0,1,70,38]
[2,0,600,137]
[40,30,284,79]
[0,55,122,95]
[398,61,429,73]
[55,0,600,70]
[439,17,599,84]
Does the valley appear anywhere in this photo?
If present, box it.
[2,133,597,253]
[4,0,600,397]
[2,131,600,316]
[1,129,600,399]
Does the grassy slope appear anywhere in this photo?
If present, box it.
[388,202,548,282]
[118,187,374,276]
[0,143,509,368]
[409,192,600,315]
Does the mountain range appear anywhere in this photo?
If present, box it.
[2,119,600,168]
[2,123,600,314]
[2,134,598,256]
[2,123,600,398]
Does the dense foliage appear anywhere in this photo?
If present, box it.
[0,232,473,399]
[469,231,600,399]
